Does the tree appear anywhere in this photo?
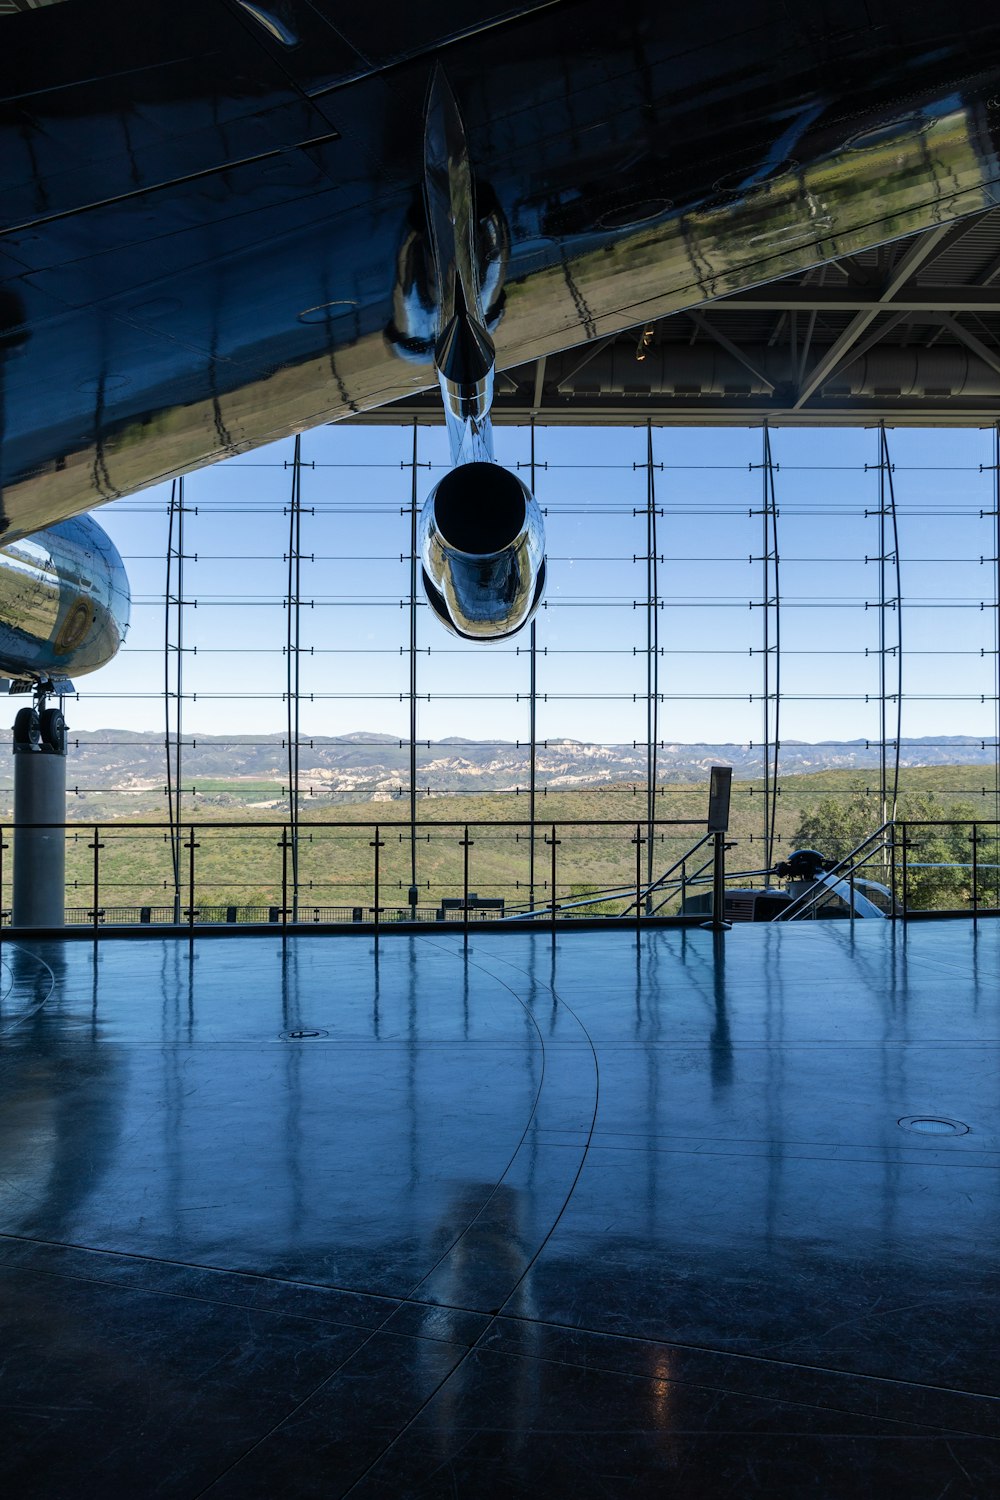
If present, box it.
[791,789,993,912]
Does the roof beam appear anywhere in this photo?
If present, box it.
[972,247,1000,287]
[786,308,912,402]
[878,221,965,296]
[889,212,986,280]
[831,254,878,287]
[792,309,881,407]
[927,312,1000,380]
[348,397,1000,428]
[531,355,547,411]
[687,310,775,392]
[555,334,616,391]
[791,223,982,408]
[712,285,1000,313]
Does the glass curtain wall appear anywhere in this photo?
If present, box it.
[3,422,997,920]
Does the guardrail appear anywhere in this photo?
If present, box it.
[774,819,1000,922]
[3,814,997,934]
[0,816,715,934]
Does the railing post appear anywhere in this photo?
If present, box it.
[370,824,383,933]
[850,866,856,924]
[186,828,197,930]
[185,825,199,940]
[0,823,5,935]
[900,822,908,921]
[89,824,103,938]
[280,823,289,937]
[548,823,560,934]
[634,822,643,934]
[461,823,474,937]
[971,822,979,925]
[700,830,731,932]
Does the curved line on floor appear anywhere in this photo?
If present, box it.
[0,944,57,1034]
[401,932,551,1301]
[464,939,601,1312]
[337,934,602,1500]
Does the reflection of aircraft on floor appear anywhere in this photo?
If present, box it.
[5,0,1000,670]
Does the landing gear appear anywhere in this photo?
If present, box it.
[11,677,68,926]
[40,707,66,756]
[12,706,41,751]
[10,680,66,754]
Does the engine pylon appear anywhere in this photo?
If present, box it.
[418,67,546,640]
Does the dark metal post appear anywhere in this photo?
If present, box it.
[634,821,643,935]
[644,422,661,906]
[759,422,781,872]
[875,423,902,876]
[900,822,908,920]
[186,825,198,940]
[702,766,733,932]
[408,421,420,914]
[993,425,1000,907]
[280,824,290,937]
[712,833,729,930]
[165,475,188,926]
[462,823,473,937]
[548,823,559,935]
[90,824,102,936]
[528,418,539,912]
[995,429,1000,906]
[285,434,303,923]
[971,822,979,923]
[371,825,383,932]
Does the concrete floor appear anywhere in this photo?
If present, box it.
[1,922,997,1496]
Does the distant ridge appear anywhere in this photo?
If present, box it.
[54,731,1000,795]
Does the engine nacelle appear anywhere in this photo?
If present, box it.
[420,461,545,640]
[0,514,130,684]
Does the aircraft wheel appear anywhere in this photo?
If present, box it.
[40,708,66,755]
[13,707,41,750]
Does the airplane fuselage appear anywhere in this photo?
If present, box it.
[3,0,1000,542]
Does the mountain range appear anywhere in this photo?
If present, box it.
[55,731,999,796]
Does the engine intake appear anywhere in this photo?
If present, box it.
[420,462,545,640]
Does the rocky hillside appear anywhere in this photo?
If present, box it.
[43,730,1000,795]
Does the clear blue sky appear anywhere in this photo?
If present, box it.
[68,422,999,747]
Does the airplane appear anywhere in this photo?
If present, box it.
[4,0,1000,691]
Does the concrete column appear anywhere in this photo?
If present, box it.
[13,748,66,927]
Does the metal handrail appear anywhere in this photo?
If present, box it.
[0,816,708,832]
[620,831,716,918]
[2,814,712,934]
[504,831,715,921]
[772,822,895,922]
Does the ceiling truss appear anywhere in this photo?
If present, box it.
[353,207,1000,426]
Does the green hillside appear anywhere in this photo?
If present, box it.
[22,764,996,919]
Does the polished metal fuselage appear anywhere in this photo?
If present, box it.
[0,516,130,681]
[3,2,1000,537]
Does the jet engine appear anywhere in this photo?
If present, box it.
[413,74,547,642]
[420,461,545,640]
[0,514,130,688]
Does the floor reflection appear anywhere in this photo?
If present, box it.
[0,924,997,1498]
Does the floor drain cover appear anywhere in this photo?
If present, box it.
[281,1028,329,1040]
[897,1115,969,1136]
